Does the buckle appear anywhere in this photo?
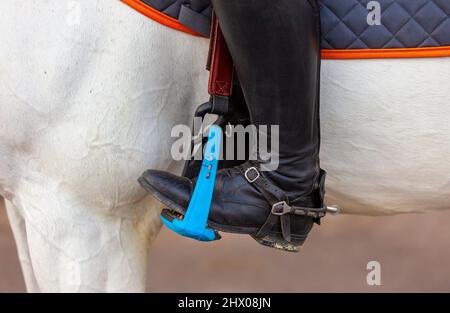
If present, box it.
[271,201,291,216]
[244,167,260,183]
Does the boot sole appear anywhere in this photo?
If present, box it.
[138,174,306,252]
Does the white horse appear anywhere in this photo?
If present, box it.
[1,0,449,292]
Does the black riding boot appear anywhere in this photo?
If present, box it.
[139,0,327,252]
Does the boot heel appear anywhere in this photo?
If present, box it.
[251,234,306,253]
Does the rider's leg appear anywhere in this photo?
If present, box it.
[140,0,325,251]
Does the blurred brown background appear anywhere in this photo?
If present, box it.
[1,196,450,292]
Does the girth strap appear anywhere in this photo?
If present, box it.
[241,164,327,242]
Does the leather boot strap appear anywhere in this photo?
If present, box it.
[240,163,327,242]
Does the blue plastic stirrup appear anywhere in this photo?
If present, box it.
[160,125,222,241]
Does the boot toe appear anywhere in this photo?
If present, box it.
[139,170,193,213]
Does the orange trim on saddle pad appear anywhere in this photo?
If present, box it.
[121,0,205,37]
[323,46,450,60]
[121,0,450,60]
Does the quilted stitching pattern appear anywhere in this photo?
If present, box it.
[320,0,450,49]
[142,0,211,20]
[187,0,212,18]
[142,0,450,49]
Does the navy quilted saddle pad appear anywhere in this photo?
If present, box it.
[122,0,450,58]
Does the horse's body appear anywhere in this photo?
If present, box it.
[0,1,449,292]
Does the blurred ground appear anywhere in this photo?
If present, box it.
[1,197,450,292]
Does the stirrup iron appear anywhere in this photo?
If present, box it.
[161,15,233,242]
[160,125,222,241]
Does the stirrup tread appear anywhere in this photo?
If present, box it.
[160,125,222,242]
